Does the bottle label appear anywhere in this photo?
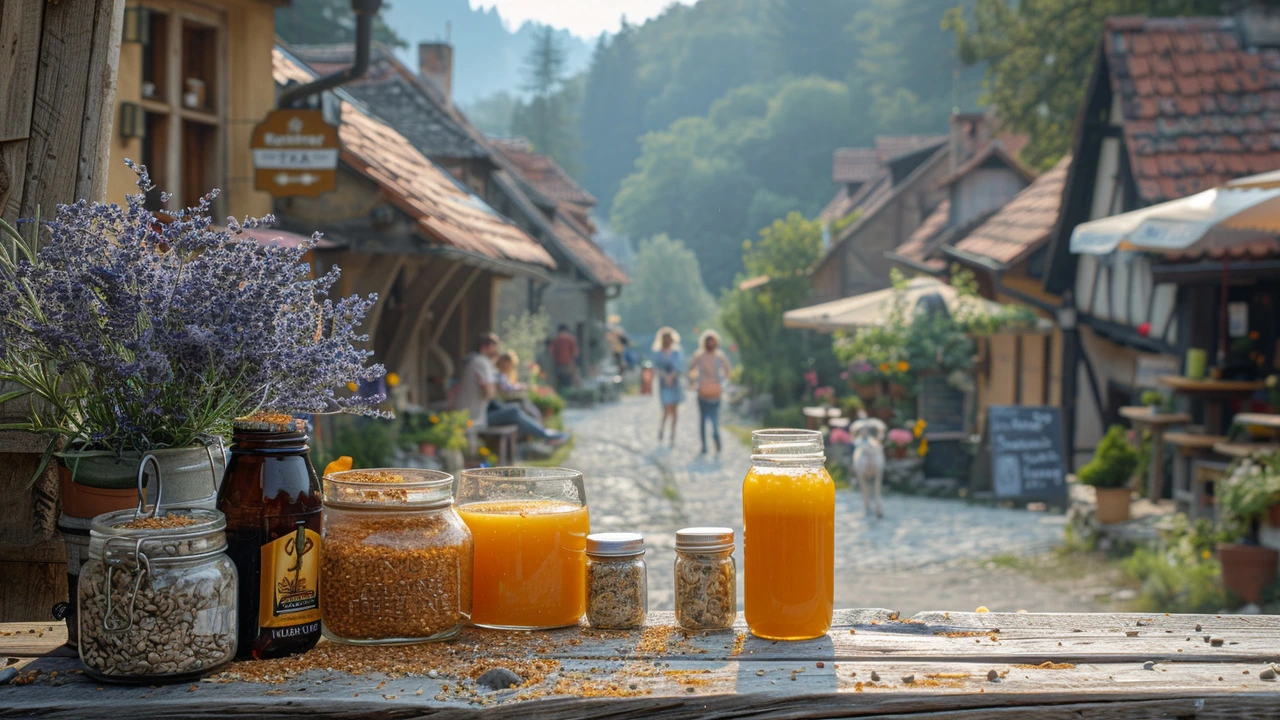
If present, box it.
[259,523,321,628]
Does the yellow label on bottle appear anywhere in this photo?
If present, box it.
[259,525,321,628]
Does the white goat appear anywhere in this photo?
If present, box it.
[851,414,887,518]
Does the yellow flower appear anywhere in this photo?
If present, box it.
[479,446,491,456]
[917,438,929,456]
[346,381,359,392]
[386,372,400,388]
[429,415,440,424]
[897,361,910,373]
[913,418,927,438]
[466,419,474,428]
[1201,549,1212,560]
[878,363,890,373]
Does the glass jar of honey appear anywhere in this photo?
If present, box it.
[742,429,834,640]
[320,469,473,644]
[456,467,589,629]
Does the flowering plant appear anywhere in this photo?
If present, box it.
[0,165,384,459]
[401,410,470,452]
[529,384,565,416]
[813,385,835,405]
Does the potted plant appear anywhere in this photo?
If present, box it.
[1139,389,1166,414]
[1077,425,1140,524]
[848,362,881,402]
[839,395,864,419]
[0,166,383,550]
[1215,453,1280,604]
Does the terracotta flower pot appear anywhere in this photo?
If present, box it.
[1094,486,1132,524]
[58,465,137,520]
[887,382,909,400]
[1217,542,1280,605]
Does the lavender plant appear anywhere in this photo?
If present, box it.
[0,163,384,457]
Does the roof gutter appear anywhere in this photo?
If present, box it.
[278,0,383,107]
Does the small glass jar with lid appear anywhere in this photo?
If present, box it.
[674,527,737,631]
[321,469,473,644]
[77,507,238,683]
[586,532,647,629]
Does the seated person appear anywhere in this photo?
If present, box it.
[495,350,541,418]
[455,332,568,446]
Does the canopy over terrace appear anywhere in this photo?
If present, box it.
[783,276,1049,333]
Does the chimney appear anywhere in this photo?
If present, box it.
[418,42,453,104]
[948,110,995,170]
[1240,2,1280,48]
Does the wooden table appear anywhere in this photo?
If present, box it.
[1212,442,1280,460]
[1164,431,1228,519]
[803,406,842,430]
[4,611,1280,718]
[1119,406,1192,502]
[1158,376,1266,435]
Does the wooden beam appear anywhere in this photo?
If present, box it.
[75,0,125,201]
[381,259,461,371]
[428,266,483,349]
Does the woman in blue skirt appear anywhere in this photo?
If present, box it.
[653,327,684,446]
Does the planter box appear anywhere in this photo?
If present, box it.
[1218,542,1279,604]
[1094,487,1132,525]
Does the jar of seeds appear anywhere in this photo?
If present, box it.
[585,533,647,629]
[321,469,473,644]
[77,508,238,683]
[674,527,737,631]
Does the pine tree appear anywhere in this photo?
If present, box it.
[275,0,406,49]
[580,20,644,213]
[511,27,580,173]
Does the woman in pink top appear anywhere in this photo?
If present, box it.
[688,330,732,455]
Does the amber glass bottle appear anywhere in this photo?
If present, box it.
[217,414,322,659]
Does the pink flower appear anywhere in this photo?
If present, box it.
[829,428,852,444]
[888,428,913,446]
[804,370,819,387]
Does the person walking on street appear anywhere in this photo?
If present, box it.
[688,329,731,455]
[549,324,579,389]
[653,327,684,446]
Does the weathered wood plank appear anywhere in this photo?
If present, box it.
[0,138,28,221]
[74,0,125,202]
[16,0,98,220]
[3,655,1279,719]
[0,0,44,144]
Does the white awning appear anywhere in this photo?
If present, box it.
[783,276,1047,333]
[1070,185,1280,255]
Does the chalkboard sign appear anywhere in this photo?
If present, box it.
[987,405,1068,505]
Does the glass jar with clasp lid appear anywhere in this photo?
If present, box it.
[320,469,473,644]
[674,527,737,631]
[77,464,238,683]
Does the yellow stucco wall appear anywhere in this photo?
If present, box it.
[106,0,275,219]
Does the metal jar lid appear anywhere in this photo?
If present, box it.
[586,532,645,558]
[675,527,735,554]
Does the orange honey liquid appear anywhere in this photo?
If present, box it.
[742,466,834,640]
[458,499,589,628]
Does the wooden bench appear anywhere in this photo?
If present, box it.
[4,611,1280,717]
[472,424,519,466]
[1164,431,1227,520]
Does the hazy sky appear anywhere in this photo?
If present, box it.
[471,0,695,38]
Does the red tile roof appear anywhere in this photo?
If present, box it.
[551,213,629,286]
[490,138,596,208]
[1104,16,1280,203]
[888,199,950,272]
[939,141,1037,187]
[272,49,554,270]
[832,148,880,183]
[951,155,1071,266]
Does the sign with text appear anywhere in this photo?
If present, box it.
[987,405,1067,506]
[251,109,339,197]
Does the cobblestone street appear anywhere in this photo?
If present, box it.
[563,393,1119,616]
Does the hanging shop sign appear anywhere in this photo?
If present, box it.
[251,109,339,197]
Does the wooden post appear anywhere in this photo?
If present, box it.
[0,0,126,622]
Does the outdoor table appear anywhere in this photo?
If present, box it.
[803,406,842,430]
[4,611,1280,718]
[1212,441,1280,460]
[1158,376,1266,435]
[1119,406,1191,502]
[1164,431,1228,520]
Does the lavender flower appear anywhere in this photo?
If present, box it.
[0,163,384,453]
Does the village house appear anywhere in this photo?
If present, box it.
[286,43,627,380]
[271,46,555,406]
[1041,14,1280,462]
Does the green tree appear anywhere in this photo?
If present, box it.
[580,22,645,213]
[944,0,1222,168]
[719,212,833,400]
[615,234,717,345]
[462,91,518,137]
[275,0,406,49]
[511,28,581,173]
[767,0,862,79]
